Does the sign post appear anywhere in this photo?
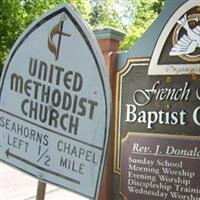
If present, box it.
[0,4,111,199]
[36,181,46,200]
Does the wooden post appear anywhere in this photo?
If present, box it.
[94,27,125,200]
[36,181,46,200]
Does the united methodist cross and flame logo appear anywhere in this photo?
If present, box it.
[48,15,71,60]
[170,13,200,62]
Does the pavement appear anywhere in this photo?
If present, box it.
[0,163,88,200]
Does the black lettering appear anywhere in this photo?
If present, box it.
[43,135,49,146]
[51,89,61,107]
[29,129,35,140]
[24,127,30,137]
[48,64,54,83]
[0,116,5,127]
[5,119,10,130]
[10,73,23,93]
[55,66,64,85]
[36,132,43,145]
[24,79,32,96]
[78,148,85,158]
[69,116,79,135]
[39,104,48,123]
[60,156,68,167]
[39,61,48,81]
[44,155,51,166]
[78,97,87,116]
[64,71,73,89]
[10,122,16,132]
[29,101,38,120]
[63,142,71,153]
[88,100,98,119]
[49,108,59,128]
[73,72,83,91]
[85,150,93,162]
[60,114,68,131]
[29,57,37,76]
[21,99,28,116]
[62,92,72,111]
[16,123,23,134]
[72,95,78,114]
[7,135,12,146]
[57,140,63,151]
[32,81,41,99]
[41,85,50,103]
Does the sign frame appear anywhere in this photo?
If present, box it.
[120,132,200,200]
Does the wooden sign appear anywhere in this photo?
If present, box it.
[0,4,111,199]
[121,133,200,200]
[114,1,200,199]
[115,58,200,173]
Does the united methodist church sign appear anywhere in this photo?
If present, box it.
[0,4,111,199]
[115,1,200,199]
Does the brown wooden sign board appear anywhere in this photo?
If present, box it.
[120,133,200,200]
[115,59,200,172]
[114,59,200,200]
[114,1,200,199]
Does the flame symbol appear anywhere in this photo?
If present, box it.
[48,15,71,60]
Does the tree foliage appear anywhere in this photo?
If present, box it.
[0,0,91,65]
[0,0,27,64]
[23,0,91,22]
[120,0,165,50]
[90,0,121,29]
[90,0,135,31]
[0,0,164,65]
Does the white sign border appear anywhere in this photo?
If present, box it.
[0,4,111,199]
